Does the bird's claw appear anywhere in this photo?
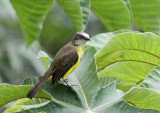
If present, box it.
[60,78,77,87]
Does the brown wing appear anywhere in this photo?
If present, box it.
[50,43,78,84]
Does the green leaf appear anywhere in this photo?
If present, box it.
[4,98,50,113]
[18,46,160,113]
[4,105,22,113]
[10,0,54,47]
[0,84,51,107]
[12,98,48,107]
[116,83,138,93]
[123,87,160,111]
[37,50,52,70]
[96,99,160,113]
[99,76,124,88]
[96,32,160,87]
[91,0,131,31]
[86,32,114,51]
[79,0,90,30]
[3,105,11,109]
[86,29,138,51]
[57,0,90,31]
[130,0,160,35]
[141,66,160,93]
[86,30,139,87]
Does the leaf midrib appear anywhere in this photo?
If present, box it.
[55,99,86,111]
[49,72,90,112]
[74,73,90,110]
[97,48,160,72]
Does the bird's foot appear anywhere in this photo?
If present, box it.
[60,78,77,87]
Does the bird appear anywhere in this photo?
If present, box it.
[27,32,90,99]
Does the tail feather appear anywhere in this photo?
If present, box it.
[27,69,52,99]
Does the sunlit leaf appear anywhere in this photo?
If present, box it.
[4,98,49,113]
[4,105,22,113]
[0,84,51,107]
[96,32,160,87]
[96,99,160,113]
[116,83,138,93]
[130,0,160,35]
[86,29,137,51]
[86,30,140,86]
[124,87,160,111]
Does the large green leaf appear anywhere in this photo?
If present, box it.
[91,0,131,31]
[96,99,160,113]
[57,0,90,31]
[130,0,160,35]
[123,87,160,111]
[122,66,160,111]
[10,0,53,47]
[96,32,160,87]
[86,29,137,51]
[86,30,139,87]
[0,84,51,107]
[141,66,160,93]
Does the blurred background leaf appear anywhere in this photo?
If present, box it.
[10,0,54,47]
[130,0,160,35]
[91,0,131,31]
[57,0,90,31]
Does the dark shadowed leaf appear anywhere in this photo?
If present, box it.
[130,0,160,35]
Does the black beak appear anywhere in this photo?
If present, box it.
[85,37,90,41]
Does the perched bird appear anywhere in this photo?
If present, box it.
[27,32,90,99]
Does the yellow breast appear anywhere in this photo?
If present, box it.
[62,46,82,79]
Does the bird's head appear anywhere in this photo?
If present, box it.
[72,32,90,47]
